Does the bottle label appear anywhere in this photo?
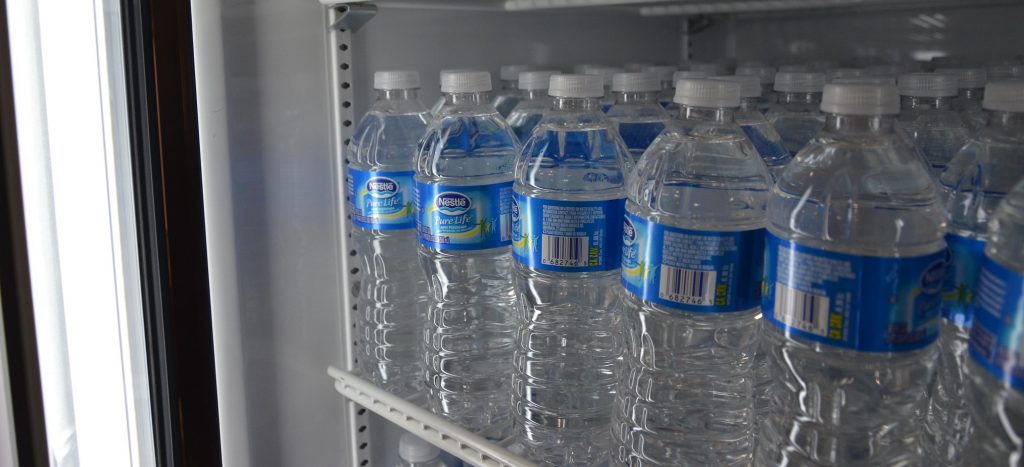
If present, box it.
[346,169,415,230]
[620,212,765,313]
[740,125,789,160]
[415,181,513,251]
[942,233,986,328]
[763,232,946,352]
[617,122,666,153]
[968,256,1024,390]
[512,194,625,273]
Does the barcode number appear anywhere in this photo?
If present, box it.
[774,283,830,337]
[658,266,717,306]
[541,235,588,267]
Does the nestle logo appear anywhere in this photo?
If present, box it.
[435,192,472,215]
[366,177,399,198]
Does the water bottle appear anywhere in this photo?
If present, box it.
[757,83,947,466]
[964,178,1024,466]
[511,73,631,466]
[397,433,445,467]
[644,65,679,108]
[929,81,1024,465]
[936,68,989,132]
[736,65,778,112]
[493,64,534,118]
[606,72,670,164]
[612,78,771,466]
[663,70,714,113]
[714,75,791,180]
[506,70,560,142]
[348,70,432,397]
[896,73,971,177]
[581,66,623,112]
[766,72,827,156]
[416,70,520,439]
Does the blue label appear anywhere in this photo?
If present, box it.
[415,181,513,251]
[943,233,986,327]
[740,125,789,160]
[347,169,415,230]
[620,212,765,313]
[969,256,1024,390]
[763,232,946,352]
[617,122,665,154]
[512,194,624,273]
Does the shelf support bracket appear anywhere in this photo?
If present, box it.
[329,3,377,33]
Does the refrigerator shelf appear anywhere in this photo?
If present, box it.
[328,367,538,467]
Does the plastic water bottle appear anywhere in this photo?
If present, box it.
[714,75,791,180]
[416,70,520,439]
[643,65,679,108]
[582,66,623,112]
[511,73,632,466]
[348,70,432,397]
[929,81,1024,465]
[736,65,778,112]
[896,73,971,177]
[757,83,947,466]
[493,64,534,118]
[506,70,559,142]
[964,178,1024,466]
[766,72,827,156]
[937,68,989,132]
[612,78,771,466]
[606,72,670,164]
[663,70,714,113]
[397,433,446,467]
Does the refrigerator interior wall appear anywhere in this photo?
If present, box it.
[690,4,1024,63]
[192,1,680,465]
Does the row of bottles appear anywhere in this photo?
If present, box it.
[346,63,1024,466]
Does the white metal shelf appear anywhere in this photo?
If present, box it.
[327,367,538,467]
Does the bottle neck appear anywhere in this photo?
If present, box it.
[521,89,547,100]
[900,95,954,111]
[825,113,895,134]
[961,87,984,101]
[779,91,823,104]
[550,96,602,112]
[378,89,419,101]
[739,97,760,112]
[679,105,735,123]
[989,110,1024,130]
[613,91,660,105]
[444,91,490,105]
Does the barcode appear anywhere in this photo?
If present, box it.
[541,235,588,267]
[501,214,511,242]
[774,283,830,337]
[658,266,717,306]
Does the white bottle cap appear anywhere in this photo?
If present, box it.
[644,65,678,82]
[399,434,440,464]
[441,70,491,93]
[674,78,741,108]
[518,70,560,90]
[983,81,1024,112]
[736,66,776,84]
[935,68,988,89]
[827,68,867,82]
[612,72,661,92]
[820,83,900,115]
[897,73,959,97]
[500,64,533,81]
[582,66,622,87]
[774,72,826,92]
[711,75,761,98]
[549,74,604,98]
[373,70,421,90]
[832,76,896,85]
[672,70,712,86]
